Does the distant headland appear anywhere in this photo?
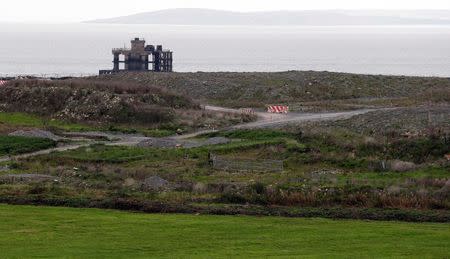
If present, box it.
[86,8,450,26]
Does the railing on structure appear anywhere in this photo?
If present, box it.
[112,48,131,52]
[99,70,117,75]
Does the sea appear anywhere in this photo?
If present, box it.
[0,23,450,77]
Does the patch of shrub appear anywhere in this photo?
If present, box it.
[219,192,247,204]
[114,104,175,124]
[250,182,267,195]
[388,136,450,163]
[27,184,48,195]
[357,142,385,157]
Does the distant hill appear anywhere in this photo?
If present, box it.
[86,8,450,26]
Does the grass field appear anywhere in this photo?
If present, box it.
[0,112,92,131]
[0,204,449,258]
[2,129,447,220]
[0,135,56,156]
[0,112,177,137]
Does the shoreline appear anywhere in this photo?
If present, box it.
[2,70,450,80]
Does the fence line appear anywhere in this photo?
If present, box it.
[210,154,283,173]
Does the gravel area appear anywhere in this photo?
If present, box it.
[280,106,450,135]
[326,106,450,134]
[137,137,231,148]
[140,176,170,191]
[8,129,61,141]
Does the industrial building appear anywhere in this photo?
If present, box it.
[99,38,173,75]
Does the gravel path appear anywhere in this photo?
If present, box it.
[205,105,390,129]
[0,143,92,163]
[0,105,386,162]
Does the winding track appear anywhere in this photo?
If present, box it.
[204,105,388,129]
[0,106,384,162]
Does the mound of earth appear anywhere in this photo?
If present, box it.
[140,176,170,191]
[326,106,450,135]
[97,71,450,107]
[282,106,450,135]
[0,79,198,125]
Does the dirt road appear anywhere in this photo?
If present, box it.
[0,143,91,163]
[0,106,384,162]
[204,105,385,129]
[0,131,155,163]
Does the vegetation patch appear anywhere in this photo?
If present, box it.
[0,80,254,133]
[0,79,196,125]
[1,128,448,221]
[0,136,56,156]
[0,112,94,132]
[202,129,295,140]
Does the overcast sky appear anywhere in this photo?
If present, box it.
[2,0,450,22]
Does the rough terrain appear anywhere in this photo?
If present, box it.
[0,71,448,224]
[0,105,381,162]
[97,71,450,108]
[0,79,251,131]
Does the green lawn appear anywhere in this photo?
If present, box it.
[0,204,448,258]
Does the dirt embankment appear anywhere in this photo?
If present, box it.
[281,105,450,136]
[0,79,198,125]
[328,106,450,135]
[97,71,450,107]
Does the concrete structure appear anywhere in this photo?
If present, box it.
[100,38,173,75]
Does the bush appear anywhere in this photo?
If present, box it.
[358,142,384,157]
[114,104,174,124]
[388,136,450,163]
[27,184,48,195]
[250,182,267,195]
[219,192,247,204]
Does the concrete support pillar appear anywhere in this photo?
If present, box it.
[154,52,161,72]
[124,54,129,70]
[141,55,147,71]
[144,55,149,70]
[169,52,173,72]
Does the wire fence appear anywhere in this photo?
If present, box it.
[210,154,283,173]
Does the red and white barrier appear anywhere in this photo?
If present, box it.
[267,105,289,114]
[0,80,8,86]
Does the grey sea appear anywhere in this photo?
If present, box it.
[0,23,450,77]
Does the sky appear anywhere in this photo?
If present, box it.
[2,0,450,22]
